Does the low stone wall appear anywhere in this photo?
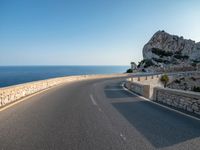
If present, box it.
[125,71,200,115]
[0,74,127,107]
[153,87,200,115]
[125,81,151,99]
[125,74,164,99]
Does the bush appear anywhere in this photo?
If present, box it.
[144,59,154,68]
[190,77,196,81]
[174,79,181,84]
[174,54,189,60]
[160,74,169,87]
[152,48,173,57]
[191,60,200,67]
[192,86,200,92]
[175,51,182,55]
[191,62,197,67]
[137,60,145,68]
[126,69,133,73]
[137,59,154,68]
[152,58,163,63]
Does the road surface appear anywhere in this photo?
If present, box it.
[0,77,200,150]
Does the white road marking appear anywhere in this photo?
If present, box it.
[120,133,126,141]
[90,94,104,113]
[122,83,200,121]
[90,94,97,106]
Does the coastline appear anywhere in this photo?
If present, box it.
[0,73,128,109]
[0,65,129,88]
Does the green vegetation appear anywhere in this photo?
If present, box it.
[137,60,145,68]
[151,48,173,57]
[192,60,200,63]
[192,86,200,92]
[174,54,189,60]
[152,58,170,64]
[138,59,154,68]
[174,79,181,84]
[191,60,200,67]
[126,68,133,73]
[191,62,197,67]
[144,59,154,68]
[190,77,196,81]
[160,74,169,88]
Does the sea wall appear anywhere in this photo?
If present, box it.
[153,87,200,115]
[0,74,126,107]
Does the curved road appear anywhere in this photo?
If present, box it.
[0,77,200,150]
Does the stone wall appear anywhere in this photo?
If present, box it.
[153,87,200,115]
[125,71,200,115]
[125,74,164,99]
[0,74,127,108]
[125,81,151,99]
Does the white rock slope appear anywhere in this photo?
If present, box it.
[140,30,200,72]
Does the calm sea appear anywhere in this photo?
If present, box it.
[0,66,129,88]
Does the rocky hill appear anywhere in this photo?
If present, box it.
[138,30,200,72]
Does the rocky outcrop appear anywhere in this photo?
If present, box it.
[139,30,200,72]
[167,76,200,92]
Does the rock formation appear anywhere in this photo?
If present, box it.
[139,30,200,72]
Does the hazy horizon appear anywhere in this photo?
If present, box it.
[1,0,200,66]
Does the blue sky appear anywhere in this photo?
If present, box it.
[0,0,200,66]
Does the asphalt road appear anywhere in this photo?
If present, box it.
[0,77,200,150]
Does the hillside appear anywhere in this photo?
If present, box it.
[138,30,200,72]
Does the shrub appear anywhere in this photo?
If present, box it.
[191,60,200,67]
[126,69,133,73]
[142,69,146,72]
[174,79,181,84]
[190,77,196,81]
[152,58,163,63]
[137,59,154,68]
[160,74,169,87]
[153,58,170,64]
[192,86,200,92]
[144,59,154,68]
[191,62,197,67]
[192,60,200,63]
[151,48,173,57]
[175,51,182,55]
[174,54,189,60]
[137,60,145,68]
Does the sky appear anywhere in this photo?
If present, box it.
[0,0,200,66]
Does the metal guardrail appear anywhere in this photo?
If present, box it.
[126,71,200,78]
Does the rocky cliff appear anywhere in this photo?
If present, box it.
[139,30,200,72]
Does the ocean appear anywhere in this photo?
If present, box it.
[0,66,129,88]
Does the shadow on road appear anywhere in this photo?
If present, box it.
[104,83,137,99]
[112,100,200,148]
